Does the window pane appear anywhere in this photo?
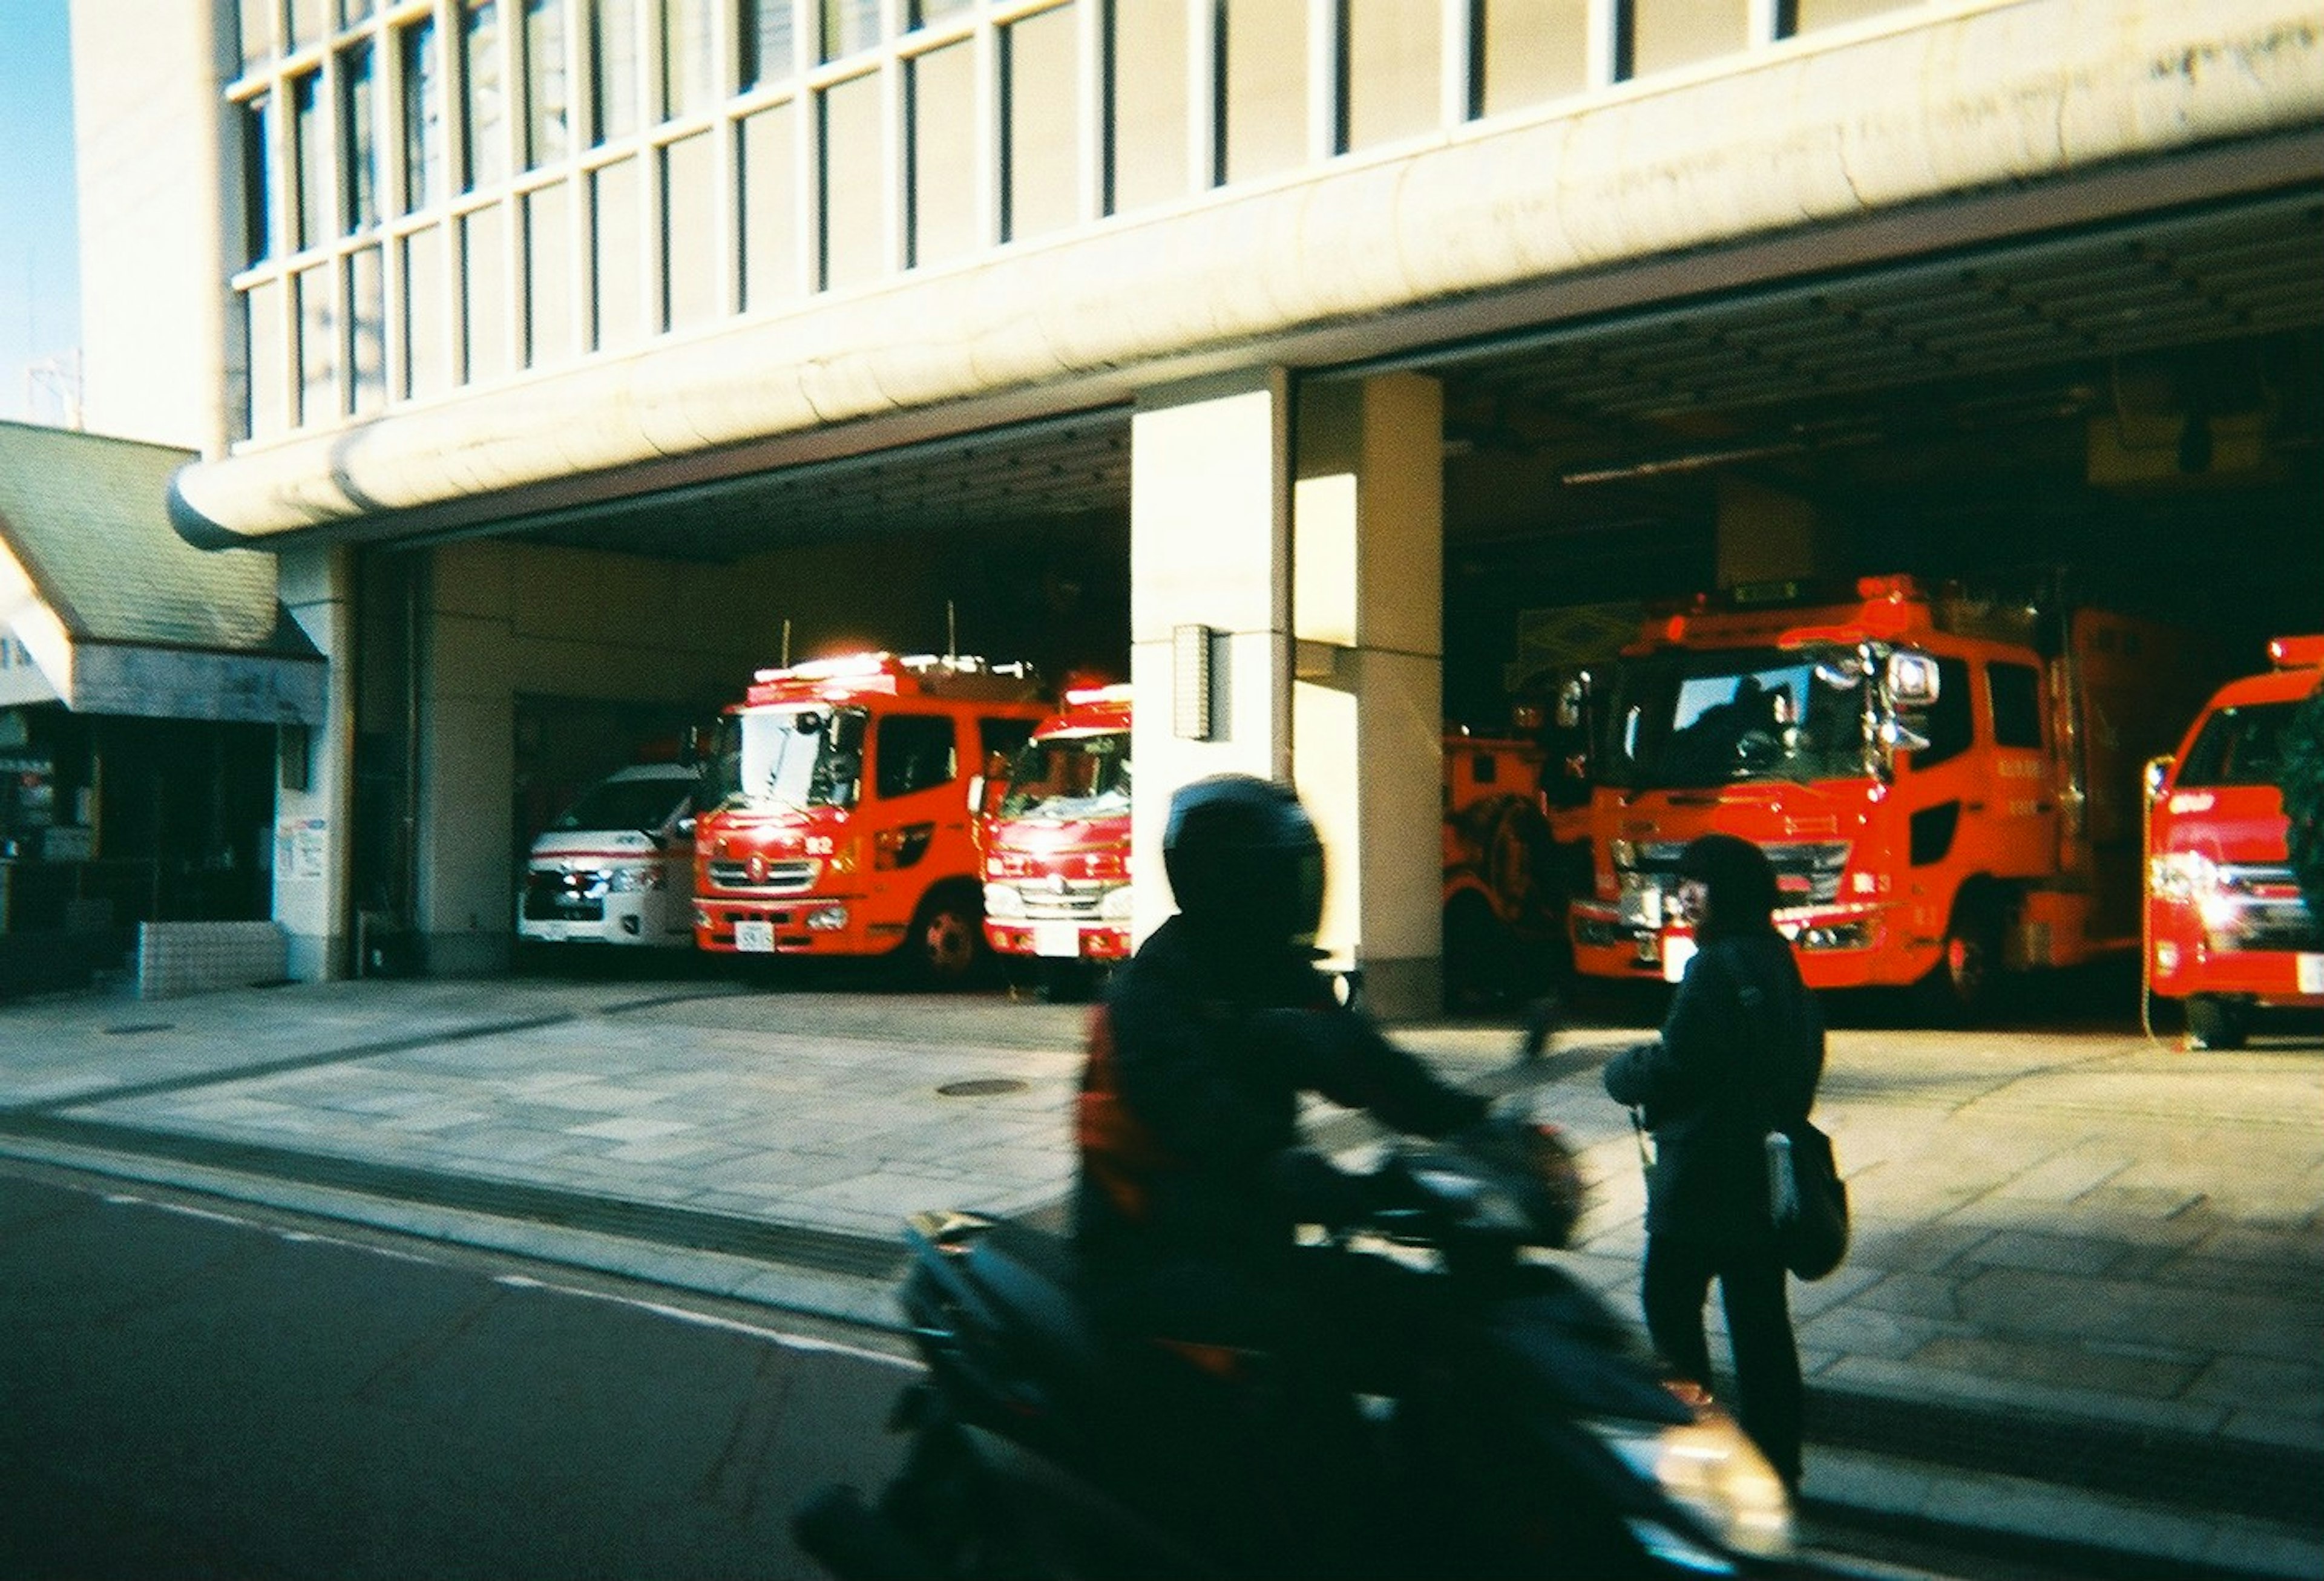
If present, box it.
[821,0,879,62]
[291,70,327,250]
[738,101,802,310]
[1629,0,1747,77]
[591,0,641,142]
[401,224,451,397]
[661,0,714,117]
[908,41,977,267]
[288,0,328,50]
[239,0,277,68]
[1345,0,1437,150]
[462,203,510,383]
[590,156,644,347]
[1791,0,1913,33]
[399,16,445,212]
[1107,0,1186,213]
[1478,0,1589,116]
[661,131,719,326]
[525,0,571,167]
[341,41,380,232]
[740,0,796,87]
[246,280,288,435]
[295,264,336,425]
[229,292,255,440]
[340,0,378,25]
[818,72,883,289]
[348,245,387,413]
[240,95,274,265]
[1221,0,1304,186]
[522,181,576,364]
[911,0,973,27]
[463,0,508,189]
[1002,3,1077,241]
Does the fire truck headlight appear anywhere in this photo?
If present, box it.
[983,883,1025,919]
[2152,851,2217,902]
[1099,885,1135,920]
[804,905,850,931]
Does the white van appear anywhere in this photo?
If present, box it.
[517,762,700,948]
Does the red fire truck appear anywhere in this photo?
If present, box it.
[691,652,1048,983]
[980,682,1134,986]
[2144,635,2324,1049]
[1564,575,2210,1014]
[1442,732,1575,1010]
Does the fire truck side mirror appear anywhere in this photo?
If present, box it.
[678,725,702,767]
[1885,650,1941,707]
[2144,756,2174,800]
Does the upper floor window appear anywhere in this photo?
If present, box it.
[340,40,381,232]
[738,0,795,87]
[821,0,880,62]
[239,94,274,266]
[463,0,509,191]
[661,0,715,119]
[399,15,447,212]
[524,0,572,167]
[290,69,328,251]
[591,0,642,143]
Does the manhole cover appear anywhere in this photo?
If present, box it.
[936,1078,1028,1098]
[102,1023,175,1036]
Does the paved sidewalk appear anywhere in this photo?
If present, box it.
[2,969,2320,1578]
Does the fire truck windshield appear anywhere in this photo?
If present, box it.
[1600,644,1874,790]
[1000,731,1131,820]
[706,705,868,811]
[2176,701,2298,789]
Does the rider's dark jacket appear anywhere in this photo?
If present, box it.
[1074,914,1488,1281]
[1601,920,1824,1245]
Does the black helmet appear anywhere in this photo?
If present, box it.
[1163,775,1325,954]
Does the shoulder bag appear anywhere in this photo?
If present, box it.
[1764,1122,1848,1280]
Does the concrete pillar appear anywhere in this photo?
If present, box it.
[1128,370,1294,948]
[417,542,519,977]
[273,546,355,980]
[1293,373,1445,1020]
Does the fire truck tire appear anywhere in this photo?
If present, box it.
[2183,994,2250,1051]
[904,886,986,989]
[1917,889,2006,1023]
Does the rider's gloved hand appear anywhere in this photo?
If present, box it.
[1269,1145,1376,1231]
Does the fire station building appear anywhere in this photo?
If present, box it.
[71,0,2324,1012]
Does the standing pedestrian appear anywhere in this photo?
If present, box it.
[1602,832,1825,1488]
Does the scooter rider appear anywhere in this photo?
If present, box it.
[1072,774,1491,1561]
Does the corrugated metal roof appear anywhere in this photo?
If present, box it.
[0,421,285,652]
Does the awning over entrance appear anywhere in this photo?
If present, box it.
[0,422,323,725]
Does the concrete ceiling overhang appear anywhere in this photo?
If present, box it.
[169,0,2324,556]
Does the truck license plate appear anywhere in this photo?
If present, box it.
[734,920,775,954]
[2299,954,2324,994]
[1032,922,1080,960]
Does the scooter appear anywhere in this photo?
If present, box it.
[795,1112,1797,1580]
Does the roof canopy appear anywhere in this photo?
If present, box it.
[0,421,322,724]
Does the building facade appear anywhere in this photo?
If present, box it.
[74,0,2324,1007]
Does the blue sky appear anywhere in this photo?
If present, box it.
[1,0,80,425]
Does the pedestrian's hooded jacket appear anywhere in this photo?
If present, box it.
[1073,913,1488,1281]
[1603,837,1825,1245]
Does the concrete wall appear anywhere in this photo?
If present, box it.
[70,0,231,450]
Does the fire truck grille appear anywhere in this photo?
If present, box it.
[522,869,606,921]
[2209,865,2324,951]
[1013,879,1110,919]
[1630,841,1851,907]
[706,859,819,894]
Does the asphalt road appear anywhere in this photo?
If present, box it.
[0,1160,909,1581]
